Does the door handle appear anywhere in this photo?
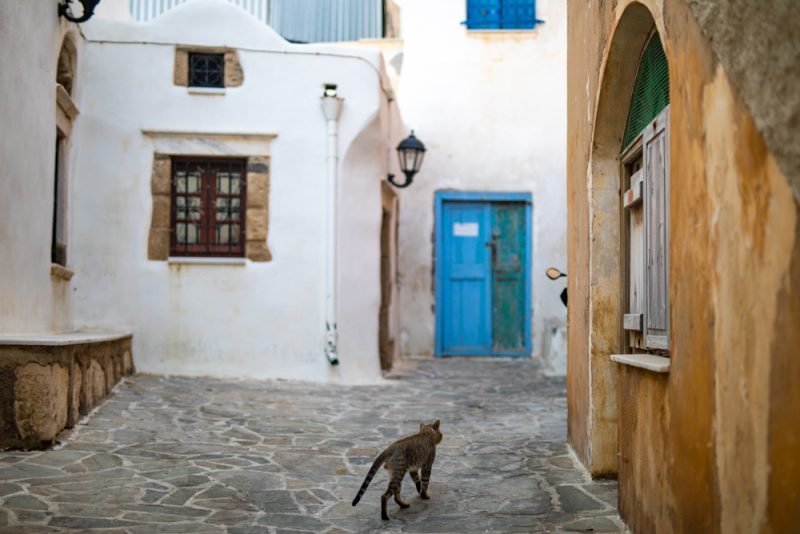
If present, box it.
[486,236,498,266]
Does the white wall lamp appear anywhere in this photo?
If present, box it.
[320,84,344,366]
[388,131,426,188]
[59,0,102,23]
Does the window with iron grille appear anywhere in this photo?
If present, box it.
[188,52,225,88]
[465,0,540,30]
[171,158,246,257]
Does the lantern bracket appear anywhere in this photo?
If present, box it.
[59,0,101,23]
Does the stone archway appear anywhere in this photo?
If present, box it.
[582,1,666,476]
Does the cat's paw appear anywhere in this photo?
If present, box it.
[420,493,430,500]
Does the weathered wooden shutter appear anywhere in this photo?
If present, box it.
[643,107,669,350]
[623,168,645,348]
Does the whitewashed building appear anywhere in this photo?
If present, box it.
[1,0,567,409]
[1,0,406,392]
[366,0,568,372]
[69,0,406,383]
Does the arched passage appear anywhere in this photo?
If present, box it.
[581,1,669,476]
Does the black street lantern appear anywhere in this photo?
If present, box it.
[388,130,426,188]
[59,0,102,23]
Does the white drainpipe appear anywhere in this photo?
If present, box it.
[321,88,344,366]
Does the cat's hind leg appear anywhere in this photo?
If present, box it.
[409,470,422,494]
[381,468,405,520]
[394,471,410,508]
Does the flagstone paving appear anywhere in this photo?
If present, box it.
[0,359,625,533]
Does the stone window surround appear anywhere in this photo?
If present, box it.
[143,130,274,263]
[52,84,79,282]
[174,46,244,89]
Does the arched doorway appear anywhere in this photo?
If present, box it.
[581,1,671,475]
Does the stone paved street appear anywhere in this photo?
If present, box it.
[0,359,624,533]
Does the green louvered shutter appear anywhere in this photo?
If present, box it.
[622,35,670,149]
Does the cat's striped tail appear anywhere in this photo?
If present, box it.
[352,450,389,506]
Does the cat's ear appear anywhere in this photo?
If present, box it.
[420,423,425,431]
[432,420,440,431]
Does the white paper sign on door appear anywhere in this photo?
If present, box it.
[453,222,479,237]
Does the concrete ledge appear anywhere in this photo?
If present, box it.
[611,353,670,373]
[187,87,227,96]
[0,333,134,450]
[0,331,130,346]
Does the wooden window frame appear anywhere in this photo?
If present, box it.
[621,106,670,354]
[52,83,78,271]
[170,157,247,258]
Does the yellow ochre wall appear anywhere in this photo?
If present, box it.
[567,0,799,532]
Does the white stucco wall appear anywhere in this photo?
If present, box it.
[0,1,83,334]
[68,0,401,383]
[393,0,568,371]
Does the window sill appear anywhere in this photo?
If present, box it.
[187,87,226,96]
[465,29,540,36]
[168,256,246,266]
[611,353,670,373]
[50,263,74,281]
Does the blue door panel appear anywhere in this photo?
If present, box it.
[491,203,527,354]
[441,202,491,353]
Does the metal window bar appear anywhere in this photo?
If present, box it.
[188,53,225,88]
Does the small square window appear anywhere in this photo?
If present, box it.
[188,53,225,88]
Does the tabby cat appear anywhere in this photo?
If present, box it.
[352,420,443,520]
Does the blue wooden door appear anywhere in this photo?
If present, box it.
[440,202,492,354]
[437,194,531,357]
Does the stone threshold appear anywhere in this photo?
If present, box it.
[0,331,131,347]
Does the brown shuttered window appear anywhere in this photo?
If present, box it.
[170,158,246,257]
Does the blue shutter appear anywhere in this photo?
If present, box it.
[467,0,502,29]
[501,0,537,29]
[465,0,539,30]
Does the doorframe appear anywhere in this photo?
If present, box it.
[434,191,533,358]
